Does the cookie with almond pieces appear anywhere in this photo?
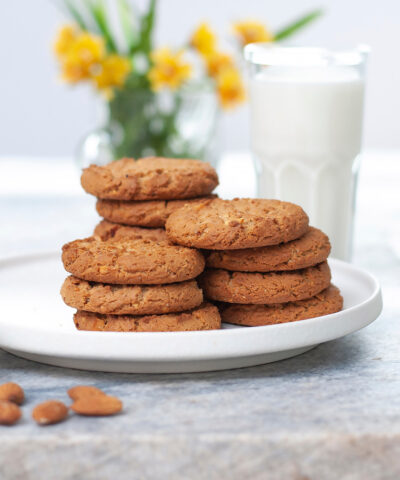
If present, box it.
[61,276,203,315]
[94,220,168,243]
[220,285,343,326]
[200,261,331,304]
[96,195,217,228]
[81,157,218,201]
[62,237,205,285]
[206,227,330,272]
[166,198,309,250]
[74,302,221,332]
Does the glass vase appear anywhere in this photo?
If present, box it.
[76,81,219,169]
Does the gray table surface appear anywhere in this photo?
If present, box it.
[0,154,399,480]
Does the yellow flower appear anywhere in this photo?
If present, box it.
[216,68,246,109]
[190,23,216,56]
[53,25,77,59]
[148,48,192,91]
[233,20,273,46]
[92,55,132,92]
[61,32,105,83]
[204,51,235,78]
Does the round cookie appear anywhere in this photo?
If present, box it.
[62,237,205,285]
[61,276,203,315]
[73,303,221,332]
[220,285,343,326]
[206,227,330,272]
[200,261,331,304]
[166,198,309,250]
[81,157,218,201]
[94,220,168,243]
[96,195,217,228]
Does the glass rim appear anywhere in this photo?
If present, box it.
[244,44,370,67]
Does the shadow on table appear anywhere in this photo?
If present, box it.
[0,332,369,385]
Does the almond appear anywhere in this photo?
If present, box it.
[0,401,22,425]
[32,400,68,426]
[67,385,106,401]
[71,395,123,416]
[0,382,25,405]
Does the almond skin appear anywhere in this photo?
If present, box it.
[71,395,123,416]
[0,401,22,425]
[67,386,106,401]
[0,382,25,405]
[32,400,69,426]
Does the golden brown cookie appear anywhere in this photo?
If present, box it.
[206,227,330,272]
[220,285,343,326]
[81,157,218,201]
[61,276,203,315]
[200,261,331,304]
[166,198,309,250]
[94,220,168,242]
[73,303,221,332]
[96,195,217,228]
[62,237,205,285]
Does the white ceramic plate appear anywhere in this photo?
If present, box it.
[0,253,382,373]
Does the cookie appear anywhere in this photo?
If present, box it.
[206,227,330,272]
[96,195,217,228]
[62,237,205,285]
[166,198,309,250]
[94,220,168,243]
[200,261,331,304]
[220,285,343,326]
[81,157,218,201]
[73,303,221,332]
[61,276,203,315]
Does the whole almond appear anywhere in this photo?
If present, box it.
[0,401,22,425]
[0,382,25,405]
[71,395,123,416]
[67,385,106,401]
[32,400,68,426]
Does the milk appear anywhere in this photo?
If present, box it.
[248,66,365,260]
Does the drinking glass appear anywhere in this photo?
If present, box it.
[244,45,369,260]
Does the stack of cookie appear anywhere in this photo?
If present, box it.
[80,157,219,241]
[165,198,343,326]
[60,237,221,332]
[60,156,221,332]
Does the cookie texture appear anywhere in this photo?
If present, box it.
[221,285,343,326]
[62,237,205,285]
[81,157,218,201]
[200,261,331,304]
[166,198,309,250]
[61,276,203,315]
[206,227,330,272]
[96,195,217,228]
[74,303,221,332]
[94,220,168,243]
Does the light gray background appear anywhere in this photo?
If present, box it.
[0,0,398,156]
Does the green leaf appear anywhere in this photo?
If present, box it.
[274,9,323,41]
[133,0,157,55]
[87,0,118,52]
[63,0,89,30]
[117,0,137,52]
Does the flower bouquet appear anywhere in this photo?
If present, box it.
[54,0,321,165]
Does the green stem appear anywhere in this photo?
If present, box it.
[117,0,136,52]
[132,0,157,55]
[63,0,90,30]
[274,9,323,41]
[88,0,119,52]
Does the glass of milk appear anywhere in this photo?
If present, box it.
[244,45,368,260]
